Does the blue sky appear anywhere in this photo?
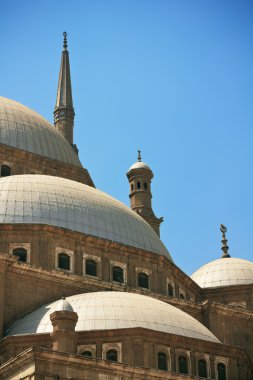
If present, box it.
[1,0,253,274]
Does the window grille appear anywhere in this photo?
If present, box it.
[13,248,27,263]
[113,266,124,283]
[158,352,168,371]
[138,272,149,289]
[86,259,97,276]
[178,355,188,374]
[217,363,226,380]
[58,253,70,270]
[106,349,118,362]
[198,359,208,378]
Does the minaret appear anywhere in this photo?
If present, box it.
[126,151,163,236]
[54,32,77,153]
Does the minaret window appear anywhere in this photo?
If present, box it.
[138,272,149,289]
[106,349,118,362]
[137,181,141,189]
[178,355,188,374]
[198,359,208,378]
[112,266,124,283]
[168,284,174,297]
[144,182,148,190]
[158,352,168,371]
[86,259,97,276]
[217,363,226,380]
[1,165,11,177]
[13,248,27,263]
[58,253,70,270]
[131,184,134,191]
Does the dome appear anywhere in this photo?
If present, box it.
[191,257,253,288]
[0,97,82,167]
[0,174,171,259]
[128,161,152,172]
[55,297,74,312]
[6,292,219,343]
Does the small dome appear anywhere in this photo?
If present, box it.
[128,161,152,172]
[0,174,171,259]
[6,292,219,343]
[0,97,82,167]
[191,257,253,288]
[55,297,74,312]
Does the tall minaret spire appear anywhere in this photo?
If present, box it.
[54,32,76,150]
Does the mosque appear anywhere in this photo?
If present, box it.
[0,33,252,380]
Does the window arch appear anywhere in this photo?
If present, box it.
[178,355,188,374]
[113,266,124,283]
[179,293,185,300]
[86,259,97,276]
[198,359,208,378]
[13,248,27,263]
[217,363,226,380]
[158,352,168,371]
[58,253,70,270]
[1,165,11,177]
[106,349,118,362]
[81,350,92,358]
[138,272,149,289]
[168,284,174,297]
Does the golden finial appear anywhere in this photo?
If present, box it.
[220,224,230,258]
[137,150,141,162]
[63,32,68,50]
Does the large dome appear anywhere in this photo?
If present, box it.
[191,257,253,288]
[0,97,82,167]
[6,291,219,343]
[0,174,171,258]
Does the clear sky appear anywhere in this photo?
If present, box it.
[1,0,253,275]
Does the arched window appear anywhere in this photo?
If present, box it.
[198,359,207,378]
[13,248,27,263]
[113,266,124,283]
[86,259,97,276]
[178,355,188,374]
[217,363,226,380]
[144,182,148,190]
[1,165,11,177]
[58,253,70,270]
[106,349,118,362]
[81,350,92,358]
[137,181,141,189]
[138,272,149,289]
[168,284,174,297]
[179,293,185,300]
[158,352,168,371]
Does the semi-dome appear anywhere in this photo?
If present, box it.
[6,291,219,343]
[0,174,171,258]
[0,97,82,167]
[191,257,253,288]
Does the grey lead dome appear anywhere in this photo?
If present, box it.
[6,292,219,343]
[0,174,171,259]
[0,97,82,167]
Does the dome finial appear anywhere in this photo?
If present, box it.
[220,224,230,258]
[63,31,68,50]
[137,150,141,162]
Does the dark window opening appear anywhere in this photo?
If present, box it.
[86,259,97,276]
[144,182,148,190]
[179,293,185,300]
[138,272,149,289]
[106,349,118,362]
[58,253,70,270]
[217,363,226,380]
[158,352,168,371]
[178,355,188,374]
[131,183,134,191]
[113,266,124,283]
[198,359,208,378]
[81,351,92,358]
[13,248,27,263]
[168,284,174,297]
[1,165,11,177]
[137,181,141,189]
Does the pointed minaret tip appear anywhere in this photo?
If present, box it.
[220,224,231,258]
[63,31,68,50]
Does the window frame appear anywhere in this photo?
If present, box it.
[55,247,74,272]
[9,243,31,264]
